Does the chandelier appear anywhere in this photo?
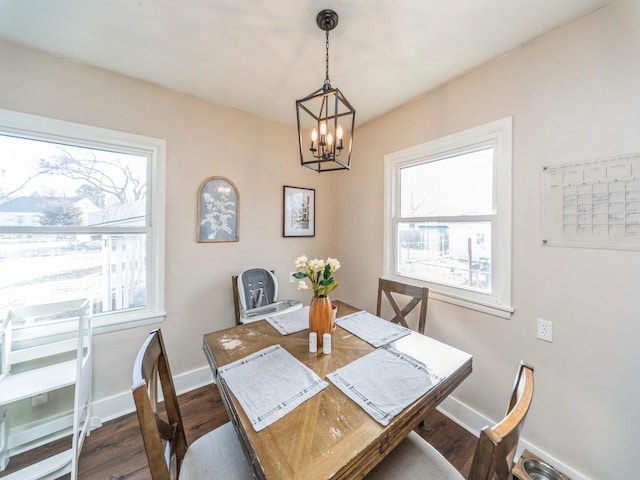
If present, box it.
[296,9,356,172]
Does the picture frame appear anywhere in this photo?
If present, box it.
[197,176,239,243]
[283,186,315,237]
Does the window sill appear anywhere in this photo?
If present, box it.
[93,310,167,335]
[429,290,513,319]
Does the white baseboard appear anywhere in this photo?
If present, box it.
[91,366,214,423]
[438,396,589,480]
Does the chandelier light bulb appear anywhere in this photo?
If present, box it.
[310,128,318,152]
[320,122,327,135]
[336,125,343,139]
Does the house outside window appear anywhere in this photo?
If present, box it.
[0,109,166,332]
[384,117,513,318]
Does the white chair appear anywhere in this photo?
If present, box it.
[0,299,94,480]
[366,362,534,480]
[232,268,302,324]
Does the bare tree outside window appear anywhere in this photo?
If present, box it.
[37,146,146,206]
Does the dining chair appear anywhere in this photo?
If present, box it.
[366,362,534,480]
[376,278,429,334]
[132,329,252,480]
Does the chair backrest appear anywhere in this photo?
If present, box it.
[232,269,277,325]
[468,362,535,480]
[376,278,429,334]
[71,299,93,479]
[132,329,187,480]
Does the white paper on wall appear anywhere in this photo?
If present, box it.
[542,152,640,250]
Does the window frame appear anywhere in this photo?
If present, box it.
[383,117,513,318]
[0,108,166,333]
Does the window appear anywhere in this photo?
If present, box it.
[0,109,166,332]
[384,117,512,318]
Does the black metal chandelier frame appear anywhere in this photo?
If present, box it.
[296,9,356,173]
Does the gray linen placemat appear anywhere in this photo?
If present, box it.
[335,311,412,347]
[266,306,309,335]
[327,346,443,426]
[218,344,328,431]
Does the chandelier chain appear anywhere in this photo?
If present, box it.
[324,28,330,88]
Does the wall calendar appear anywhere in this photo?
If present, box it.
[542,152,640,250]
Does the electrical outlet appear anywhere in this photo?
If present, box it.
[32,392,48,406]
[537,319,553,342]
[289,272,296,284]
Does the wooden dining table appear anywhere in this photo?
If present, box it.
[202,300,473,480]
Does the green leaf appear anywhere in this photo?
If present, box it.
[325,282,338,295]
[292,272,307,279]
[323,264,332,280]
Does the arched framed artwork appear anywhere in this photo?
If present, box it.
[197,176,239,242]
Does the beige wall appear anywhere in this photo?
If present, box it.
[1,1,638,478]
[334,1,639,479]
[0,37,338,410]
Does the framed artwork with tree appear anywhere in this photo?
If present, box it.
[197,176,239,242]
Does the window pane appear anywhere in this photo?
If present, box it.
[396,222,491,293]
[400,148,493,217]
[0,233,146,313]
[0,134,147,227]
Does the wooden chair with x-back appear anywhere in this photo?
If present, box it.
[376,278,429,334]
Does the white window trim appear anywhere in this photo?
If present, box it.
[383,117,513,319]
[0,108,166,333]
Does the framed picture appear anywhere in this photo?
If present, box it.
[197,176,239,242]
[283,186,315,237]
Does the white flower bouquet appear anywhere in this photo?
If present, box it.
[293,255,341,297]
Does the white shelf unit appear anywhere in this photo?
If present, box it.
[0,299,94,480]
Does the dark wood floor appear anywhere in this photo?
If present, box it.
[1,384,477,479]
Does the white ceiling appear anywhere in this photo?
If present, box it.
[0,0,613,127]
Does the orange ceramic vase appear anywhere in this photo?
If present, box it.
[309,295,333,347]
